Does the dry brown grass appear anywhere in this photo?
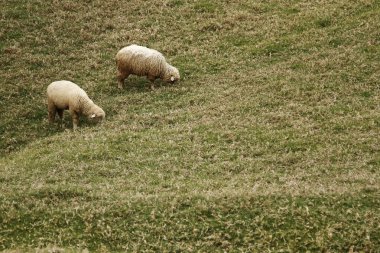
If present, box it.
[1,0,379,251]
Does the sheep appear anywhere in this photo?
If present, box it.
[47,80,105,130]
[116,44,180,90]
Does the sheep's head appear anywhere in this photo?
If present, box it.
[164,65,180,84]
[88,106,105,123]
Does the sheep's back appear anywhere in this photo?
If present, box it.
[47,81,88,109]
[117,45,166,77]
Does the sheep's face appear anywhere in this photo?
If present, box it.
[88,108,105,123]
[164,66,180,84]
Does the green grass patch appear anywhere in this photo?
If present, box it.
[193,0,219,13]
[0,194,379,251]
[315,17,332,28]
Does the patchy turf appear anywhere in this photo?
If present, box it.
[0,0,379,251]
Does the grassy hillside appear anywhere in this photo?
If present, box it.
[1,0,379,251]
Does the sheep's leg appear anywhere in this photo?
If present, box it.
[117,71,129,89]
[48,100,57,123]
[148,75,156,90]
[70,109,79,131]
[57,109,64,128]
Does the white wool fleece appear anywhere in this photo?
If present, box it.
[47,80,105,129]
[116,44,180,89]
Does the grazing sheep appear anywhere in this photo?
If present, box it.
[116,44,180,89]
[47,80,105,130]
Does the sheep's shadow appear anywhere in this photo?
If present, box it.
[107,76,175,94]
[0,107,65,156]
[47,114,102,131]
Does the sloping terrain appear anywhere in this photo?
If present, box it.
[0,0,379,251]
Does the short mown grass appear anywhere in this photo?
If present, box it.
[1,0,379,251]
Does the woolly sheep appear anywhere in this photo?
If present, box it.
[116,44,180,89]
[47,80,105,130]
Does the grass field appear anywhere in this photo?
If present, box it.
[1,0,379,251]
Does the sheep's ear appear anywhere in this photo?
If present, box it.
[90,114,96,118]
[170,76,175,81]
